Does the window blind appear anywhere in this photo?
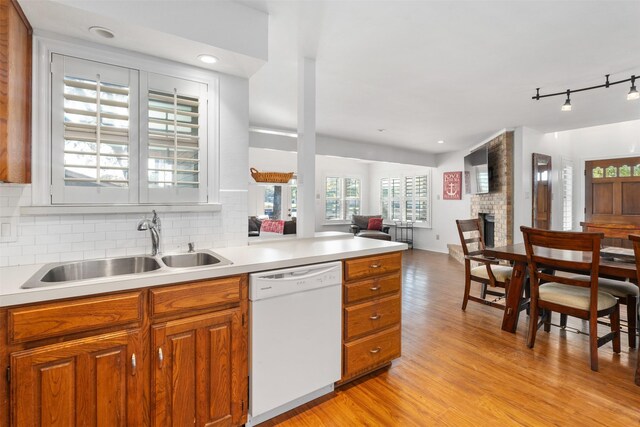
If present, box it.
[147,89,200,188]
[63,76,130,187]
[562,160,573,231]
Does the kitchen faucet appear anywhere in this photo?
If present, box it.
[137,210,161,256]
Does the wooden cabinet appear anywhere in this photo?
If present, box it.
[151,308,246,427]
[0,275,248,427]
[0,0,32,183]
[11,329,145,427]
[341,252,402,383]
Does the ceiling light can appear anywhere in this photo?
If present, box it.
[89,26,115,39]
[198,54,219,64]
[437,140,444,144]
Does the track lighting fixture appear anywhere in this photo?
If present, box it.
[533,73,640,110]
[561,90,572,112]
[628,75,639,101]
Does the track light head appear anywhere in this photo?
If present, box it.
[628,76,639,101]
[561,90,572,112]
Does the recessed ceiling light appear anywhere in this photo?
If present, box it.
[198,54,219,64]
[437,140,445,144]
[378,128,386,132]
[89,26,115,39]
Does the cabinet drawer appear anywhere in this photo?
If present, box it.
[8,291,143,344]
[151,276,241,317]
[344,252,402,281]
[344,272,401,304]
[344,295,401,340]
[344,326,401,377]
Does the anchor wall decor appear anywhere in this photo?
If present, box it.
[443,171,462,200]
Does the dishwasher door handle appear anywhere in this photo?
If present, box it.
[255,265,338,282]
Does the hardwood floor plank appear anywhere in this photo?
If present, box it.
[261,250,640,426]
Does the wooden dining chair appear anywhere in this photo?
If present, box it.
[456,219,513,311]
[521,226,620,371]
[580,222,639,348]
[628,234,640,385]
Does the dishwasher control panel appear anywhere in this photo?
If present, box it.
[249,261,342,301]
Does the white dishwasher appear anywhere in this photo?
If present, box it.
[248,261,342,426]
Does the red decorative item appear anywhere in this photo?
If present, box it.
[260,219,286,234]
[443,172,462,200]
[367,217,383,231]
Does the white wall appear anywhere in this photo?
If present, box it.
[513,126,573,242]
[513,120,640,242]
[555,119,640,228]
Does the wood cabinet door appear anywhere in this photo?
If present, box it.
[10,329,145,427]
[151,308,247,427]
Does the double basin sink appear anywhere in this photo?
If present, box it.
[22,250,232,289]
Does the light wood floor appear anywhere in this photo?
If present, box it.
[262,249,640,426]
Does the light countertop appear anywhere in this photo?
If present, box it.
[0,235,407,307]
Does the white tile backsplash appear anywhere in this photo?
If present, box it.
[0,185,248,267]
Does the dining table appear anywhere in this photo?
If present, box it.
[484,242,638,332]
[484,242,639,385]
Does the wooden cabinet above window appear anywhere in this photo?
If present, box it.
[0,0,32,183]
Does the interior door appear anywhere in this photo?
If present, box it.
[532,153,552,229]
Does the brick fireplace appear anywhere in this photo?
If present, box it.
[448,131,514,263]
[470,131,514,248]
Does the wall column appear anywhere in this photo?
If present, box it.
[296,57,316,238]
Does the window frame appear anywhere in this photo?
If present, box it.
[323,175,362,222]
[379,171,432,227]
[32,35,220,207]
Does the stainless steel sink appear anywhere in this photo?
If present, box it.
[21,249,233,289]
[22,256,162,289]
[161,251,232,268]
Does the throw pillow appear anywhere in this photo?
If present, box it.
[260,219,286,234]
[367,217,383,231]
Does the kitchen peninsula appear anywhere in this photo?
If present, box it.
[0,235,406,426]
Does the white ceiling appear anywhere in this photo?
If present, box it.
[241,0,640,153]
[18,0,640,154]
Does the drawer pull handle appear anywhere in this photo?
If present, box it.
[370,347,381,354]
[369,314,381,320]
[131,353,137,374]
[370,264,381,269]
[158,348,164,367]
[370,286,381,291]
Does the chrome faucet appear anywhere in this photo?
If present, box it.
[137,210,161,256]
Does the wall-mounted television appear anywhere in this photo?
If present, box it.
[464,145,489,194]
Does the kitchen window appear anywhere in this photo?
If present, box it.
[380,174,431,225]
[49,54,210,205]
[324,177,361,221]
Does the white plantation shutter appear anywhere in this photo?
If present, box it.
[562,159,574,231]
[140,73,208,203]
[51,55,139,204]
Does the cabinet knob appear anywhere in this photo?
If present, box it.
[369,313,381,320]
[369,347,381,354]
[369,286,381,291]
[370,263,381,269]
[158,348,164,367]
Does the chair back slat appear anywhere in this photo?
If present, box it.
[456,219,485,256]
